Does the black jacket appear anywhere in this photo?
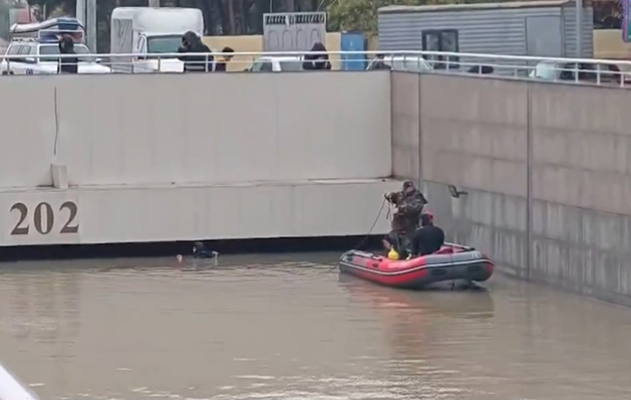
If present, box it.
[302,42,331,71]
[178,31,214,72]
[411,224,445,256]
[58,35,78,74]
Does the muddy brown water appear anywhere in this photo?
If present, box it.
[0,252,630,400]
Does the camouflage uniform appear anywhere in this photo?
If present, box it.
[386,181,428,235]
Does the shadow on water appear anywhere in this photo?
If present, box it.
[0,236,384,262]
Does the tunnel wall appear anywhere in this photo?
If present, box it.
[391,72,631,306]
[0,72,397,246]
[0,72,392,188]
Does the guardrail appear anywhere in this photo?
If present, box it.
[1,49,630,87]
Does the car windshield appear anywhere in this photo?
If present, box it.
[39,44,94,63]
[147,35,182,56]
[531,62,559,80]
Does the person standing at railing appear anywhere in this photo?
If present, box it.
[58,34,78,74]
[178,31,213,73]
[302,42,331,70]
[214,46,234,72]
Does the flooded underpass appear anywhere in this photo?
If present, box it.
[0,252,630,400]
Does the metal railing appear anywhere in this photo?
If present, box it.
[1,49,630,87]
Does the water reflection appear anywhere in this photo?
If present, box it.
[0,269,81,343]
[338,275,497,399]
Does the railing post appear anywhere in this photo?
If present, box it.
[596,64,601,85]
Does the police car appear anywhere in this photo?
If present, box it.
[0,17,111,75]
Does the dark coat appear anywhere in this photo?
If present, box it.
[178,31,214,72]
[59,35,78,74]
[302,42,331,71]
[411,224,445,256]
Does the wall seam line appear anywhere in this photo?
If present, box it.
[418,73,423,185]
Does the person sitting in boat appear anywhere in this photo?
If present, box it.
[384,180,428,234]
[410,212,445,256]
[192,242,218,259]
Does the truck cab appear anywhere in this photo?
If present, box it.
[110,7,205,73]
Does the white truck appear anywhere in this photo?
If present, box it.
[110,7,204,73]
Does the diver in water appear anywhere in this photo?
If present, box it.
[192,242,218,259]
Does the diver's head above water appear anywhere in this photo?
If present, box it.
[192,241,206,254]
[192,241,219,259]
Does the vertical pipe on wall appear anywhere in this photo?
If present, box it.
[526,83,533,281]
[575,0,583,57]
[417,74,423,187]
[86,0,96,52]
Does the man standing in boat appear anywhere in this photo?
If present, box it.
[383,181,428,257]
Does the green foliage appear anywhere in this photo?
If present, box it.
[327,0,411,33]
[326,0,463,34]
[16,0,512,50]
[27,0,69,16]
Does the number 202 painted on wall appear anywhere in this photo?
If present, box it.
[10,201,79,236]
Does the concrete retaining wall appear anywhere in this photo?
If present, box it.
[391,71,631,306]
[0,72,397,246]
[0,180,399,246]
[0,72,391,188]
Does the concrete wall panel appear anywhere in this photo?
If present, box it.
[422,182,529,278]
[0,77,57,188]
[390,72,420,180]
[531,200,631,306]
[56,72,392,186]
[530,83,631,216]
[419,75,528,197]
[391,73,631,305]
[0,179,400,246]
[0,72,392,189]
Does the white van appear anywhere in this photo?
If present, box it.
[110,7,204,73]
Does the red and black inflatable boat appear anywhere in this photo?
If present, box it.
[338,243,494,289]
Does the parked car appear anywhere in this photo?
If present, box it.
[530,61,624,85]
[247,56,303,72]
[1,40,111,74]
